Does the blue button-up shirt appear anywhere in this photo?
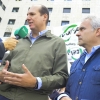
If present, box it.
[29,30,47,44]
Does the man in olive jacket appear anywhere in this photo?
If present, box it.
[0,4,68,100]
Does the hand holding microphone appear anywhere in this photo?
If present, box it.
[3,37,18,51]
[0,26,28,63]
[3,26,28,51]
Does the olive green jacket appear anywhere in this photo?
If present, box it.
[0,30,69,100]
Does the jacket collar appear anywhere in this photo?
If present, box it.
[80,47,100,66]
[42,30,52,38]
[25,30,52,39]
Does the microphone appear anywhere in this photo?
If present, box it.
[1,26,28,65]
[14,26,28,39]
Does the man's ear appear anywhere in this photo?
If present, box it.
[43,14,48,21]
[96,28,100,36]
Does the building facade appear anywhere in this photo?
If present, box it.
[0,0,99,37]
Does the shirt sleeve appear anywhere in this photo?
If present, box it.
[36,77,42,89]
[57,93,69,100]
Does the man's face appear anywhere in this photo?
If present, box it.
[26,5,46,31]
[76,19,96,47]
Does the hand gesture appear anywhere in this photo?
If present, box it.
[3,62,37,88]
[0,61,9,83]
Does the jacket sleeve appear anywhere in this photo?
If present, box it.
[40,38,69,90]
[0,42,5,60]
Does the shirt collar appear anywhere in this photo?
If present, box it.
[84,45,100,54]
[30,29,48,39]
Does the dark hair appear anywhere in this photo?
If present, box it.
[39,5,49,25]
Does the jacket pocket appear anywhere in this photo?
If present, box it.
[91,65,100,85]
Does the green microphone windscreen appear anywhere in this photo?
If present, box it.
[14,26,28,39]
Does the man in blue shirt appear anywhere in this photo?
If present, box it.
[50,15,100,100]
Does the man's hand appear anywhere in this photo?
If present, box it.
[57,87,65,93]
[3,62,37,88]
[0,61,9,83]
[3,37,18,50]
[60,97,72,100]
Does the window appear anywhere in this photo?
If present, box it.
[0,1,6,11]
[61,21,69,26]
[64,0,72,1]
[8,19,15,25]
[82,8,90,13]
[47,0,54,1]
[12,7,19,12]
[0,0,2,6]
[47,20,50,26]
[4,32,11,37]
[48,8,52,13]
[2,4,6,11]
[63,8,71,13]
[24,20,28,25]
[82,0,90,1]
[0,17,2,22]
[16,0,22,1]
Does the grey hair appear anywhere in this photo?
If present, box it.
[82,15,100,30]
